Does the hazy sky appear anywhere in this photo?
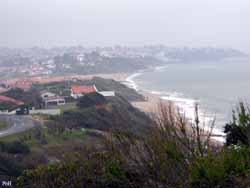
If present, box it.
[1,0,250,52]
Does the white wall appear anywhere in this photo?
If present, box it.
[98,91,115,97]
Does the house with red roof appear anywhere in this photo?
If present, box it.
[0,95,24,106]
[71,85,98,99]
[9,80,33,91]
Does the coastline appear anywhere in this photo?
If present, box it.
[123,68,225,143]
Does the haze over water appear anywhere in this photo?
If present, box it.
[133,57,250,132]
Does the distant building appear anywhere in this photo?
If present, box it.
[9,80,33,91]
[40,91,56,99]
[98,91,115,97]
[77,54,85,62]
[71,85,98,99]
[43,96,65,108]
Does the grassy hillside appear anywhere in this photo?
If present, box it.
[47,93,152,135]
[0,120,9,131]
[0,92,151,186]
[3,84,250,187]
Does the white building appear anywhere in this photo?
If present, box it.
[43,96,66,108]
[40,91,56,99]
[98,91,115,97]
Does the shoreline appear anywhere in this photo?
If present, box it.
[123,68,225,143]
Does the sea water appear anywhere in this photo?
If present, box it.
[127,57,250,137]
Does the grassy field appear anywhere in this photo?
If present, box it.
[0,123,97,171]
[59,102,77,111]
[0,120,10,131]
[0,125,87,149]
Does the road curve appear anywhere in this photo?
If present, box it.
[0,115,41,138]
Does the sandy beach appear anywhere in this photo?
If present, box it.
[131,91,164,114]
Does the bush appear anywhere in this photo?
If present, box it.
[190,147,250,188]
[17,153,134,188]
[0,141,30,154]
[77,92,107,108]
[19,103,215,188]
[0,102,17,111]
[224,102,250,146]
[0,154,23,177]
[22,101,250,188]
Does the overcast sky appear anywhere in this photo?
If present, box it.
[1,0,250,52]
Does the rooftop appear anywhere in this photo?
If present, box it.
[0,95,24,106]
[71,85,97,94]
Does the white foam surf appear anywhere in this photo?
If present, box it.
[160,95,225,142]
[124,73,142,91]
[124,66,226,142]
[154,65,169,72]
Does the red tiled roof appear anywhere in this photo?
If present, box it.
[0,96,24,106]
[71,85,97,94]
[9,81,33,90]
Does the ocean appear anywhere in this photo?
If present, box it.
[126,57,250,138]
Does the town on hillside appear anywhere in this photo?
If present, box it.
[0,80,115,115]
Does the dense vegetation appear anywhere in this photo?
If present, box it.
[76,92,107,108]
[15,103,250,188]
[0,102,18,111]
[0,120,9,130]
[47,93,152,135]
[224,102,250,146]
[1,88,250,187]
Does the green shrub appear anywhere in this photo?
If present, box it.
[17,153,133,188]
[0,141,30,154]
[190,147,250,188]
[77,92,107,108]
[0,154,23,177]
[224,102,250,146]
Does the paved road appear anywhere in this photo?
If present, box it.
[0,115,41,138]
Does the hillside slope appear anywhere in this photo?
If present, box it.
[48,94,152,135]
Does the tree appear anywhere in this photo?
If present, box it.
[77,92,107,108]
[224,102,250,146]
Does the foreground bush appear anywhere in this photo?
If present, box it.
[17,102,250,188]
[0,154,24,177]
[191,102,250,188]
[17,103,215,188]
[0,141,30,154]
[17,152,142,188]
[190,146,250,188]
[224,102,250,146]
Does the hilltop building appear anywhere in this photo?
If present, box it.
[98,91,115,97]
[40,91,56,99]
[71,85,98,99]
[43,96,66,108]
[40,91,66,108]
[9,80,33,91]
